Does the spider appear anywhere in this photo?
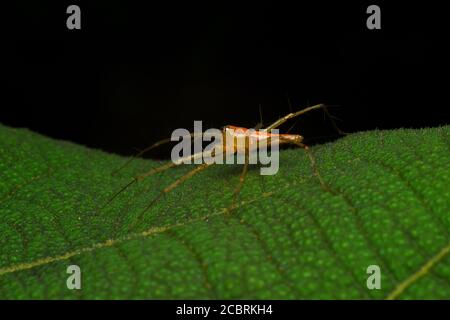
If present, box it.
[105,104,343,227]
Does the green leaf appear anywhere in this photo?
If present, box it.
[0,123,449,299]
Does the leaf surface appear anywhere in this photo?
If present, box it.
[0,124,449,299]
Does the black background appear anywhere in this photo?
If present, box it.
[4,1,443,158]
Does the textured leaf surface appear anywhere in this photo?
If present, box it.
[0,123,449,299]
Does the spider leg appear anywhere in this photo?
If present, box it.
[265,103,345,134]
[102,178,139,210]
[104,160,181,209]
[135,160,180,181]
[111,131,207,176]
[135,141,220,181]
[130,163,213,229]
[253,104,264,130]
[104,146,212,210]
[322,106,347,135]
[294,141,333,193]
[226,139,250,214]
[265,104,327,130]
[111,137,173,176]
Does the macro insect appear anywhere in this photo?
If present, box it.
[105,103,342,225]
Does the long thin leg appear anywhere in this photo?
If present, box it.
[111,137,173,176]
[254,104,264,130]
[103,161,180,209]
[227,139,250,214]
[102,178,139,209]
[135,161,179,181]
[265,103,344,133]
[111,131,208,176]
[265,104,327,130]
[130,163,213,229]
[136,144,225,181]
[322,105,347,135]
[104,148,213,209]
[296,142,333,193]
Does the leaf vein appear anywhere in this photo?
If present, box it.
[386,242,450,300]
